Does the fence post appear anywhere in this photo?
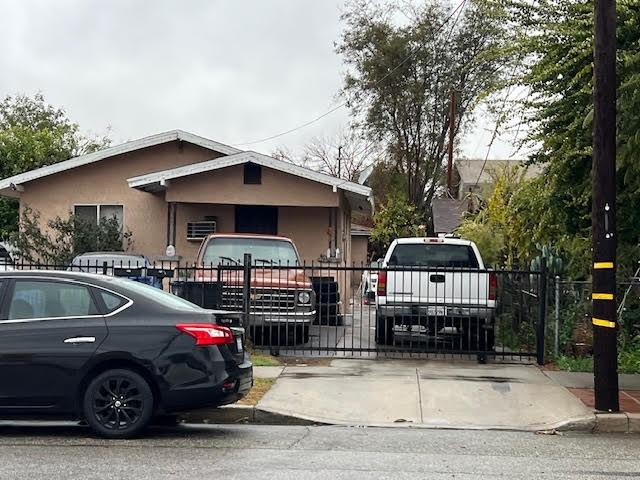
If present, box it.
[537,258,548,365]
[102,261,108,276]
[242,253,252,328]
[554,275,561,358]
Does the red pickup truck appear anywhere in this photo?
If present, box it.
[194,234,316,344]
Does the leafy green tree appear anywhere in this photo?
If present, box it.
[456,211,504,267]
[370,191,426,256]
[0,93,110,239]
[10,207,132,264]
[337,0,509,215]
[483,0,640,278]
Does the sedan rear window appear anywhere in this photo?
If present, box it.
[98,290,128,313]
[389,244,479,268]
[107,278,203,311]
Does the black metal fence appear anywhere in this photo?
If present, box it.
[0,256,548,363]
[549,276,640,358]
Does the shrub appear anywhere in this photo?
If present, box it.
[10,207,133,264]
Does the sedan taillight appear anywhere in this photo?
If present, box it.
[176,323,234,346]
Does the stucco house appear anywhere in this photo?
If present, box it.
[431,158,543,234]
[452,158,543,200]
[0,130,374,265]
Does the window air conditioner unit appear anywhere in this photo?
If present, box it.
[187,220,217,241]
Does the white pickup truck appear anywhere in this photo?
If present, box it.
[376,237,497,360]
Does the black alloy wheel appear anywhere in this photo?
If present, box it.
[83,369,154,439]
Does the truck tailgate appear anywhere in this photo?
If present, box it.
[385,269,491,306]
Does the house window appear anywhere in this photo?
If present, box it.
[244,163,262,184]
[74,205,124,227]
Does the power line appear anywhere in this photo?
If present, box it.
[472,1,533,187]
[233,0,469,147]
[472,88,513,187]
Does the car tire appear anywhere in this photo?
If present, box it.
[462,320,495,356]
[375,313,394,345]
[83,368,154,439]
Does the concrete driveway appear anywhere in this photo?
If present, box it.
[257,359,592,431]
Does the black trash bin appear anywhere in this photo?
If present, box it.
[171,280,223,309]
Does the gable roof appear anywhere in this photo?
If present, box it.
[127,150,373,202]
[357,163,375,185]
[0,129,240,196]
[455,158,543,185]
[431,198,468,234]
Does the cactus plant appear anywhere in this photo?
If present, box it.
[530,243,564,275]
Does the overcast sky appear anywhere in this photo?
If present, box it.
[1,0,519,160]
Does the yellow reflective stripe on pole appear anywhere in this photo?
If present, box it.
[593,262,614,269]
[592,317,616,328]
[592,293,614,300]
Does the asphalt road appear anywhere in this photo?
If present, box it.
[0,423,638,479]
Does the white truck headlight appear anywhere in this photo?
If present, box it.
[297,291,311,304]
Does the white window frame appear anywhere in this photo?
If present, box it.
[73,204,125,228]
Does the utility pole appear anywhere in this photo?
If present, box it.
[447,90,456,196]
[592,0,619,412]
[337,145,343,179]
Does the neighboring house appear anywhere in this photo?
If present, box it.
[350,223,372,287]
[453,158,543,200]
[431,198,469,235]
[0,130,374,265]
[350,224,371,266]
[432,158,543,234]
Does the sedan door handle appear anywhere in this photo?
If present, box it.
[64,337,96,344]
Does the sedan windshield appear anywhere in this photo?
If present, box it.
[202,238,300,266]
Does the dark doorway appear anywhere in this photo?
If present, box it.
[235,206,278,235]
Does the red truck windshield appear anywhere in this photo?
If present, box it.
[389,244,479,268]
[202,238,300,266]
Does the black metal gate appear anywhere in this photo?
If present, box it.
[187,256,548,364]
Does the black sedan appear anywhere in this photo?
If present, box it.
[0,271,252,438]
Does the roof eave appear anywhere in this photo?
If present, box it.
[0,129,241,191]
[127,151,375,206]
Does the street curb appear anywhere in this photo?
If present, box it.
[179,404,323,426]
[179,407,640,434]
[559,413,640,434]
[555,415,597,433]
[628,413,640,433]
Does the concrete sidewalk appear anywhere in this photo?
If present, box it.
[254,359,592,431]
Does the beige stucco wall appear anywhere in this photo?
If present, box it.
[19,141,222,260]
[278,206,331,264]
[173,204,332,264]
[173,203,235,261]
[352,236,369,267]
[166,165,339,207]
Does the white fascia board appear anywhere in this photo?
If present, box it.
[128,150,374,201]
[0,129,240,192]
